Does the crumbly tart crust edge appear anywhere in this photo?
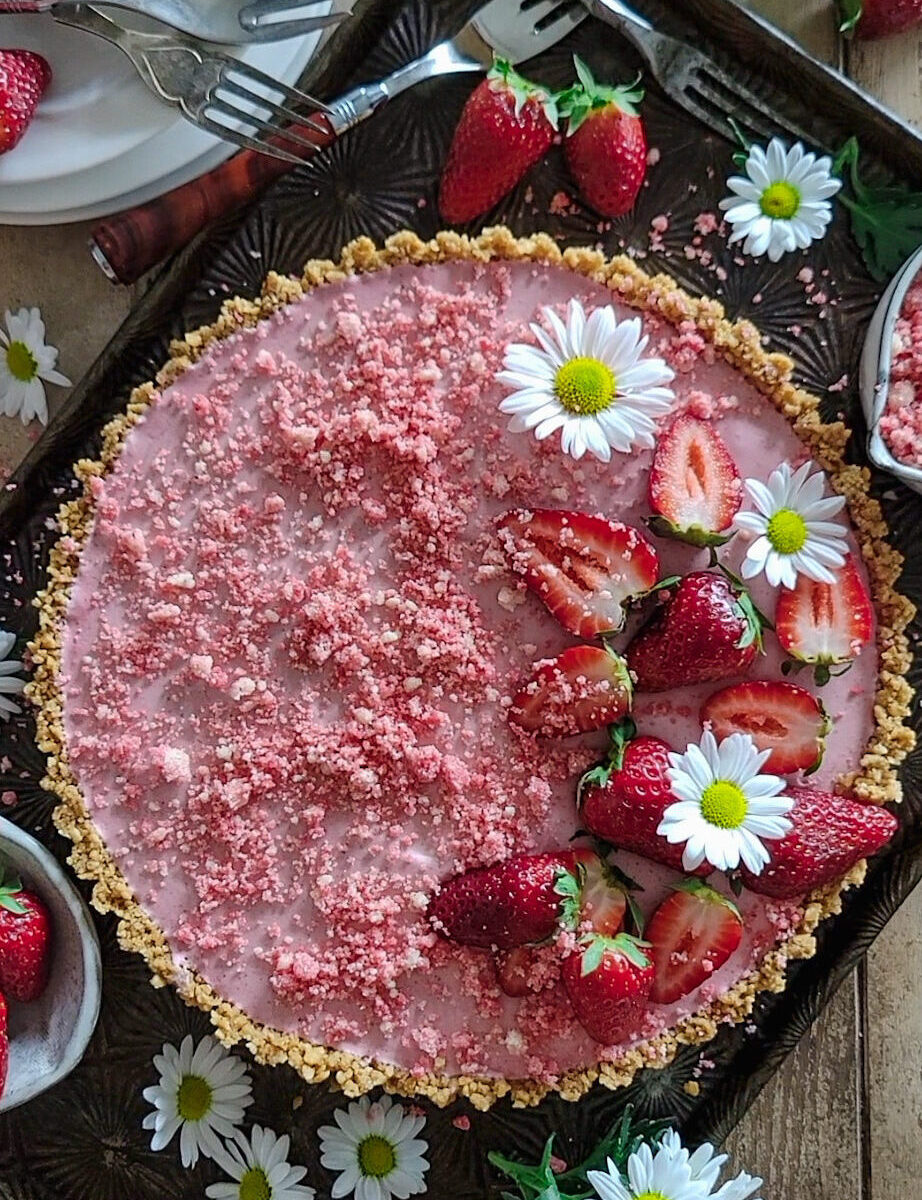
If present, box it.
[27,227,916,1112]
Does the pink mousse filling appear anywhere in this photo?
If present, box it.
[880,276,922,468]
[60,261,877,1082]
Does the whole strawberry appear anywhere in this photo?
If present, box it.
[0,872,52,1002]
[741,786,897,899]
[429,850,580,950]
[439,58,558,225]
[839,0,922,39]
[626,570,765,692]
[562,932,653,1044]
[560,57,646,218]
[579,720,713,876]
[0,50,51,156]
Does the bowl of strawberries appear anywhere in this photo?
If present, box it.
[0,816,101,1111]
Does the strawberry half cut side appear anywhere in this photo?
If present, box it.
[647,414,743,548]
[701,679,831,775]
[497,508,659,639]
[510,644,633,736]
[775,556,874,686]
[646,878,743,1004]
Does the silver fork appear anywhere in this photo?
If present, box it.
[0,0,348,45]
[52,4,336,163]
[313,0,586,143]
[583,0,828,152]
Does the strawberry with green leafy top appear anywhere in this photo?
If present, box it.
[775,556,873,686]
[646,879,743,1004]
[0,869,52,1003]
[429,847,628,951]
[578,720,714,877]
[559,57,646,218]
[648,415,743,548]
[510,644,633,737]
[439,58,558,225]
[562,932,653,1043]
[838,0,922,39]
[626,570,767,692]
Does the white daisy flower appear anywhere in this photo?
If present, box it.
[318,1094,429,1200]
[496,298,675,463]
[0,307,71,426]
[718,139,841,262]
[141,1034,253,1168]
[659,729,793,875]
[732,460,848,589]
[207,1124,314,1200]
[589,1130,763,1200]
[586,1139,707,1200]
[0,630,25,720]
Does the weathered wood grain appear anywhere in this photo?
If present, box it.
[865,882,922,1195]
[848,25,922,130]
[724,973,865,1199]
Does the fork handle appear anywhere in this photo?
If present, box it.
[91,113,342,286]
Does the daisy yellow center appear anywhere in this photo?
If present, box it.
[700,780,748,829]
[554,356,616,415]
[760,180,801,220]
[635,1193,670,1200]
[357,1134,397,1178]
[5,340,37,383]
[176,1074,212,1121]
[766,507,808,554]
[239,1166,271,1200]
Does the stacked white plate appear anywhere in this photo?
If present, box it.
[0,2,332,224]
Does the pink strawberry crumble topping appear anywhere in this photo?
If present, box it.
[880,276,922,468]
[60,261,877,1081]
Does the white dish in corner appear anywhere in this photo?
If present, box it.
[0,816,101,1112]
[859,245,922,496]
[0,3,333,224]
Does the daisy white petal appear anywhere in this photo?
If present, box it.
[496,299,675,463]
[661,731,790,875]
[0,307,70,427]
[733,461,850,589]
[142,1035,252,1168]
[318,1096,428,1200]
[720,139,839,262]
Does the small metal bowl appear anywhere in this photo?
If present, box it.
[859,245,922,495]
[0,816,101,1112]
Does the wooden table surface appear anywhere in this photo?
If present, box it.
[1,3,921,1197]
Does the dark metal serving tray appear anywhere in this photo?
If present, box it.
[2,2,922,1195]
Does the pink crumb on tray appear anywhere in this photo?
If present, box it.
[879,275,922,468]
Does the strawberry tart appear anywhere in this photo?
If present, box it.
[30,229,914,1109]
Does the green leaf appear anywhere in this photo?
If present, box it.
[646,515,735,549]
[727,116,753,169]
[833,137,922,281]
[576,718,637,808]
[836,0,863,34]
[554,866,583,931]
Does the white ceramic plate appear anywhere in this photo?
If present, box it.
[0,816,102,1112]
[0,4,330,224]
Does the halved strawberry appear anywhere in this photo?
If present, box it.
[510,645,632,736]
[775,556,874,685]
[572,847,630,936]
[496,508,659,638]
[648,415,743,547]
[701,680,831,775]
[646,879,743,1004]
